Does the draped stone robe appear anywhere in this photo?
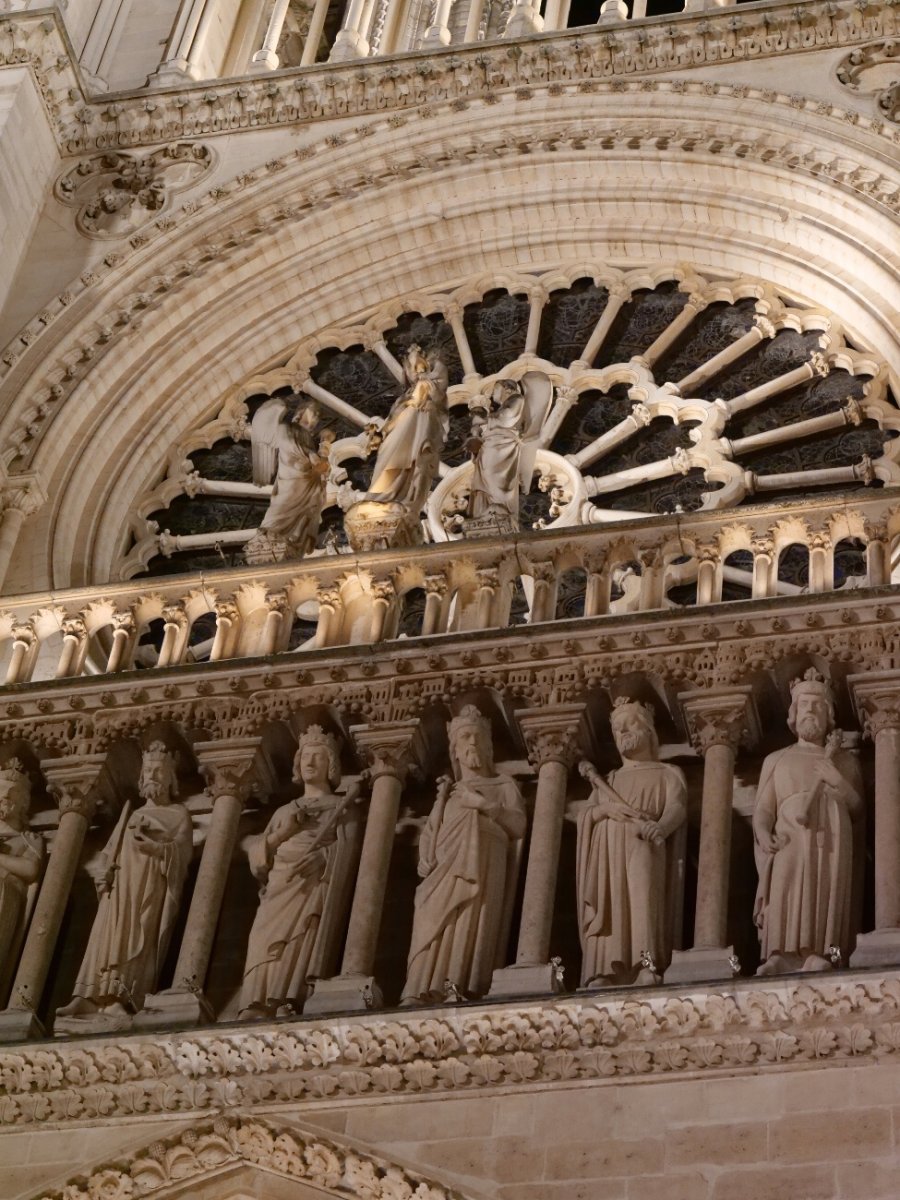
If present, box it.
[576,760,687,986]
[240,793,354,1012]
[402,774,526,1002]
[365,377,447,514]
[468,389,527,522]
[0,820,42,995]
[261,423,328,553]
[753,742,863,964]
[71,802,193,1011]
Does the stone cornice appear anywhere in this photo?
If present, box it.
[1,971,899,1130]
[0,576,899,755]
[3,2,899,158]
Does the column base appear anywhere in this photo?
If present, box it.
[250,49,280,71]
[134,988,216,1029]
[665,945,739,984]
[850,928,900,969]
[146,59,204,89]
[303,975,382,1016]
[0,1007,45,1044]
[421,25,452,46]
[327,30,369,61]
[504,6,544,35]
[488,961,565,999]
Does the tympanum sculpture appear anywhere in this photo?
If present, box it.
[239,726,362,1019]
[245,398,333,563]
[575,699,687,987]
[55,742,193,1030]
[0,760,43,999]
[753,670,864,974]
[401,706,526,1004]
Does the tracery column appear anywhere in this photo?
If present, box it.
[138,739,261,1026]
[504,0,543,37]
[491,705,585,997]
[421,574,449,635]
[0,477,44,595]
[421,0,454,46]
[105,611,135,673]
[305,720,422,1014]
[0,757,103,1042]
[850,677,900,966]
[55,618,87,679]
[149,0,220,86]
[251,0,292,70]
[666,689,756,983]
[328,0,371,62]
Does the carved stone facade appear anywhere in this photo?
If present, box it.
[2,0,900,1196]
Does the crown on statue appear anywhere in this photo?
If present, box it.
[789,668,833,702]
[448,705,491,742]
[0,757,30,802]
[294,724,341,787]
[143,740,173,767]
[610,696,655,724]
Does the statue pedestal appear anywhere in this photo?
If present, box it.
[303,974,382,1015]
[461,512,518,539]
[134,987,216,1030]
[665,946,739,984]
[0,1007,44,1044]
[344,501,421,553]
[488,961,565,999]
[850,928,900,968]
[243,530,289,565]
[53,1009,133,1037]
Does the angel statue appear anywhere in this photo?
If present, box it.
[466,372,553,532]
[365,344,449,516]
[246,398,334,563]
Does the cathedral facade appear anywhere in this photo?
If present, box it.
[1,0,900,1196]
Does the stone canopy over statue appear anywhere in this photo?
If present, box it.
[344,345,449,551]
[401,706,526,1004]
[753,670,864,974]
[574,699,687,987]
[56,742,193,1032]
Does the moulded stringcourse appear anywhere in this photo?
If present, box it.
[2,975,900,1129]
[2,2,900,157]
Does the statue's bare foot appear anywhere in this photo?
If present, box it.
[800,954,833,973]
[105,1001,131,1017]
[55,996,97,1018]
[756,952,792,976]
[275,1002,298,1019]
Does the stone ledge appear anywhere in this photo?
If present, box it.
[1,969,899,1130]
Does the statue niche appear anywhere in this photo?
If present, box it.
[238,726,363,1019]
[55,742,193,1033]
[0,760,43,1003]
[401,706,526,1005]
[344,344,449,552]
[574,699,687,987]
[753,670,864,974]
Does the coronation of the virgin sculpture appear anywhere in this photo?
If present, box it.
[2,0,900,1196]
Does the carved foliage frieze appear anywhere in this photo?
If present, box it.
[2,976,900,1129]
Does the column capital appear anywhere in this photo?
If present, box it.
[679,688,758,755]
[0,473,47,518]
[351,720,423,782]
[517,703,587,768]
[193,736,263,803]
[41,754,107,819]
[848,671,900,737]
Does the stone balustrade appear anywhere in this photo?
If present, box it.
[0,490,894,687]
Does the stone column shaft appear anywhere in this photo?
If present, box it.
[666,690,755,984]
[252,0,292,69]
[0,760,103,1041]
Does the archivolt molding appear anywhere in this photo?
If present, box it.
[2,93,899,483]
[3,974,900,1130]
[27,1116,465,1199]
